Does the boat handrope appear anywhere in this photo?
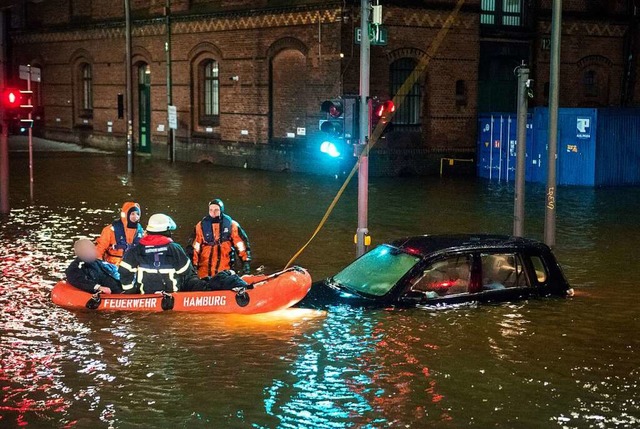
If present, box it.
[85,292,102,310]
[234,287,250,307]
[160,291,175,311]
[247,266,302,288]
[283,0,465,270]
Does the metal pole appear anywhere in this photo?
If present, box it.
[27,65,33,201]
[356,0,370,258]
[124,0,134,174]
[545,0,562,247]
[165,0,175,162]
[514,64,529,237]
[0,11,9,214]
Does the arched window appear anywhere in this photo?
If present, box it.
[81,63,93,113]
[201,60,219,123]
[390,58,421,127]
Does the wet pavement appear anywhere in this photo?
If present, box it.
[0,152,639,428]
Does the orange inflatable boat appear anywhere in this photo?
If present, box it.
[51,267,312,314]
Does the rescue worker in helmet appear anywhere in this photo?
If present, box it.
[191,199,252,278]
[119,214,208,294]
[95,202,144,266]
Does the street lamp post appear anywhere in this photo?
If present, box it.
[514,64,529,237]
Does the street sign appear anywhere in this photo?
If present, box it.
[168,105,177,129]
[19,65,41,82]
[355,25,388,46]
[31,68,41,83]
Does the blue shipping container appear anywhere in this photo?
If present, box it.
[478,108,640,186]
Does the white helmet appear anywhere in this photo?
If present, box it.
[146,214,177,233]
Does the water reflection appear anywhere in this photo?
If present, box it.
[1,155,639,427]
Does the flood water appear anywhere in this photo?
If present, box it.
[1,153,639,428]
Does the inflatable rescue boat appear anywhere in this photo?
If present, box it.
[51,267,312,314]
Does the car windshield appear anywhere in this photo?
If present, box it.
[332,245,421,297]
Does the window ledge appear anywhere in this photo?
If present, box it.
[199,117,220,127]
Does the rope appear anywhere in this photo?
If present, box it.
[284,0,466,269]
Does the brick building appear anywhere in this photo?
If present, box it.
[5,0,639,175]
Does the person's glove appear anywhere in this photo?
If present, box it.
[242,262,251,275]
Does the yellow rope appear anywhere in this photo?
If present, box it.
[284,0,466,269]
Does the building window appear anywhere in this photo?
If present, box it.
[390,57,421,127]
[583,70,598,97]
[481,0,523,26]
[455,80,467,107]
[80,63,93,117]
[201,60,219,124]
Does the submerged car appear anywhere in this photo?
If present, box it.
[298,234,572,309]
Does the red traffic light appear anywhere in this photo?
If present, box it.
[3,88,21,109]
[321,99,344,118]
[374,100,395,118]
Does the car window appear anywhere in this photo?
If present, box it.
[333,245,420,297]
[480,253,529,290]
[530,255,548,284]
[411,254,472,297]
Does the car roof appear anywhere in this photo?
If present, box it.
[388,234,549,257]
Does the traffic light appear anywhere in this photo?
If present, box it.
[2,88,20,113]
[371,98,395,133]
[2,87,33,128]
[320,99,344,137]
[319,97,358,158]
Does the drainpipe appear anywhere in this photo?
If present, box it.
[165,0,174,162]
[125,0,134,174]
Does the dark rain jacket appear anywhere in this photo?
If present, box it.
[118,234,208,294]
[65,258,123,294]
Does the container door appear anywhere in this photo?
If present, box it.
[530,107,549,184]
[490,115,507,181]
[558,110,596,186]
[477,116,493,179]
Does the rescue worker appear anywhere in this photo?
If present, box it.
[95,202,144,265]
[191,199,252,278]
[119,214,209,294]
[66,238,122,294]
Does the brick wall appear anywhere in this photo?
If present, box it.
[9,0,638,175]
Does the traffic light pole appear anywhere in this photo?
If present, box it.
[356,0,371,258]
[27,66,34,201]
[0,122,8,214]
[0,11,9,214]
